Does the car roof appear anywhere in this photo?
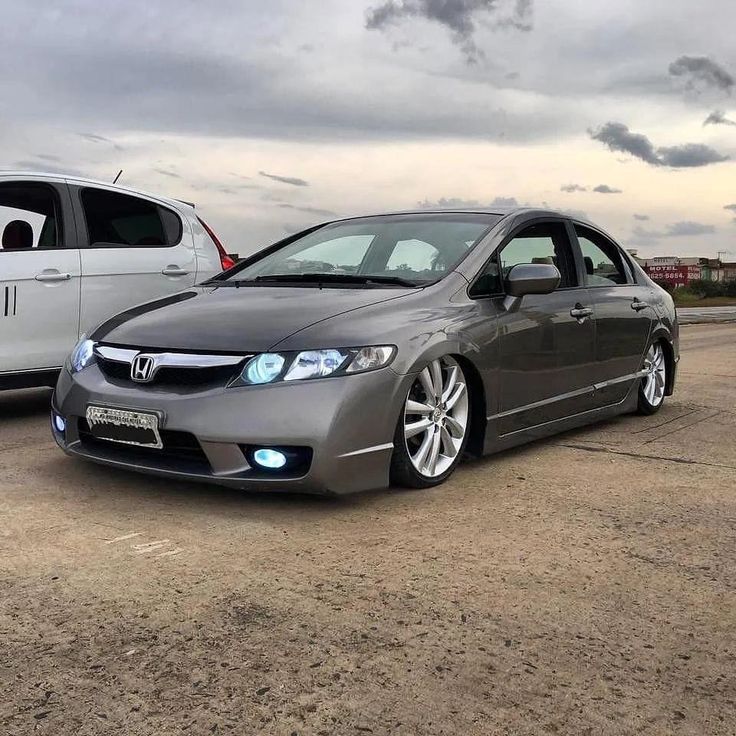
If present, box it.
[0,170,193,211]
[329,206,596,226]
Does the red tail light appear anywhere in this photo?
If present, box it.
[197,216,236,271]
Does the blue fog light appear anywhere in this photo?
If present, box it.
[53,413,66,433]
[253,448,287,469]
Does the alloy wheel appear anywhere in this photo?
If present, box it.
[642,342,666,407]
[403,357,469,478]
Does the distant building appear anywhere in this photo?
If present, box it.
[637,256,701,287]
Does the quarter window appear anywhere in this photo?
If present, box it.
[81,188,182,247]
[471,221,577,296]
[575,225,629,286]
[0,183,61,251]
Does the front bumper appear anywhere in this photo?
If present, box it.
[52,365,412,495]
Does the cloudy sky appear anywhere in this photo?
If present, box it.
[2,0,735,258]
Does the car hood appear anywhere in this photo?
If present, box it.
[92,285,416,353]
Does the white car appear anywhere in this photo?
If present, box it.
[0,172,236,390]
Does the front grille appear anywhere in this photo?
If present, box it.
[77,418,211,471]
[97,357,241,389]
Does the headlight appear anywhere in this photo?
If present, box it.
[241,353,285,384]
[231,345,395,386]
[285,350,349,381]
[68,337,96,373]
[346,346,395,373]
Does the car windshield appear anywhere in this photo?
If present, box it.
[221,214,500,286]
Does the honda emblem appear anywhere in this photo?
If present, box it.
[131,354,156,383]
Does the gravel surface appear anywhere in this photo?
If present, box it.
[1,324,735,735]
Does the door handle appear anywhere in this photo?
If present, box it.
[162,267,189,277]
[35,271,71,283]
[570,304,593,322]
[631,298,649,311]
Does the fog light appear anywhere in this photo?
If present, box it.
[53,412,66,433]
[253,448,287,469]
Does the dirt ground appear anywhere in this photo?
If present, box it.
[1,324,735,736]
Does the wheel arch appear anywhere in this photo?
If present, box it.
[451,353,487,457]
[650,329,676,396]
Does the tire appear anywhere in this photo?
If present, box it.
[637,340,667,415]
[390,356,471,489]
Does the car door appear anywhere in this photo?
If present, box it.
[572,223,653,407]
[470,218,597,435]
[70,184,197,334]
[0,179,81,375]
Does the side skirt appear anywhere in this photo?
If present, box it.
[483,380,639,456]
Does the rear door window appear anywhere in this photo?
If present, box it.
[0,183,61,251]
[81,188,182,247]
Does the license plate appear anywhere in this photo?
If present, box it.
[86,406,163,449]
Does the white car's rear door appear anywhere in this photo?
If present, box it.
[0,179,81,374]
[69,183,197,334]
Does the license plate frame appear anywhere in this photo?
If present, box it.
[86,405,163,450]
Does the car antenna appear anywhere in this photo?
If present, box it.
[112,169,123,184]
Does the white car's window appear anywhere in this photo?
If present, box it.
[81,188,182,247]
[0,183,60,251]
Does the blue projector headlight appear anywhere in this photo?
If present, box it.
[241,353,285,384]
[69,337,96,373]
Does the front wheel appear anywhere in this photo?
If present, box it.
[637,341,667,415]
[390,356,470,489]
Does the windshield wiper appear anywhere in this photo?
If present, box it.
[200,278,245,287]
[252,273,419,287]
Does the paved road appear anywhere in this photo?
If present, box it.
[677,305,736,324]
[1,324,735,735]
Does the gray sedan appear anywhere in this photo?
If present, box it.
[52,207,678,494]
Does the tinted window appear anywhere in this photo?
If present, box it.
[471,221,576,296]
[575,225,629,286]
[81,188,182,247]
[232,214,498,285]
[0,183,60,251]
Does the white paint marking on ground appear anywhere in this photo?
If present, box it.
[131,540,170,554]
[105,532,142,544]
[156,548,184,558]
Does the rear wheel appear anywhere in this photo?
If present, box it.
[637,341,667,415]
[390,356,470,489]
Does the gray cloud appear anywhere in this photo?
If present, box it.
[561,183,586,192]
[704,110,736,126]
[633,214,649,221]
[590,122,660,165]
[658,143,729,167]
[153,167,181,178]
[366,0,533,63]
[259,171,309,187]
[276,203,337,216]
[590,121,729,167]
[669,55,734,93]
[417,195,519,209]
[724,204,736,212]
[593,184,622,194]
[665,221,715,236]
[632,221,716,241]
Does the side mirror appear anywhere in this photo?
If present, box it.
[502,263,561,311]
